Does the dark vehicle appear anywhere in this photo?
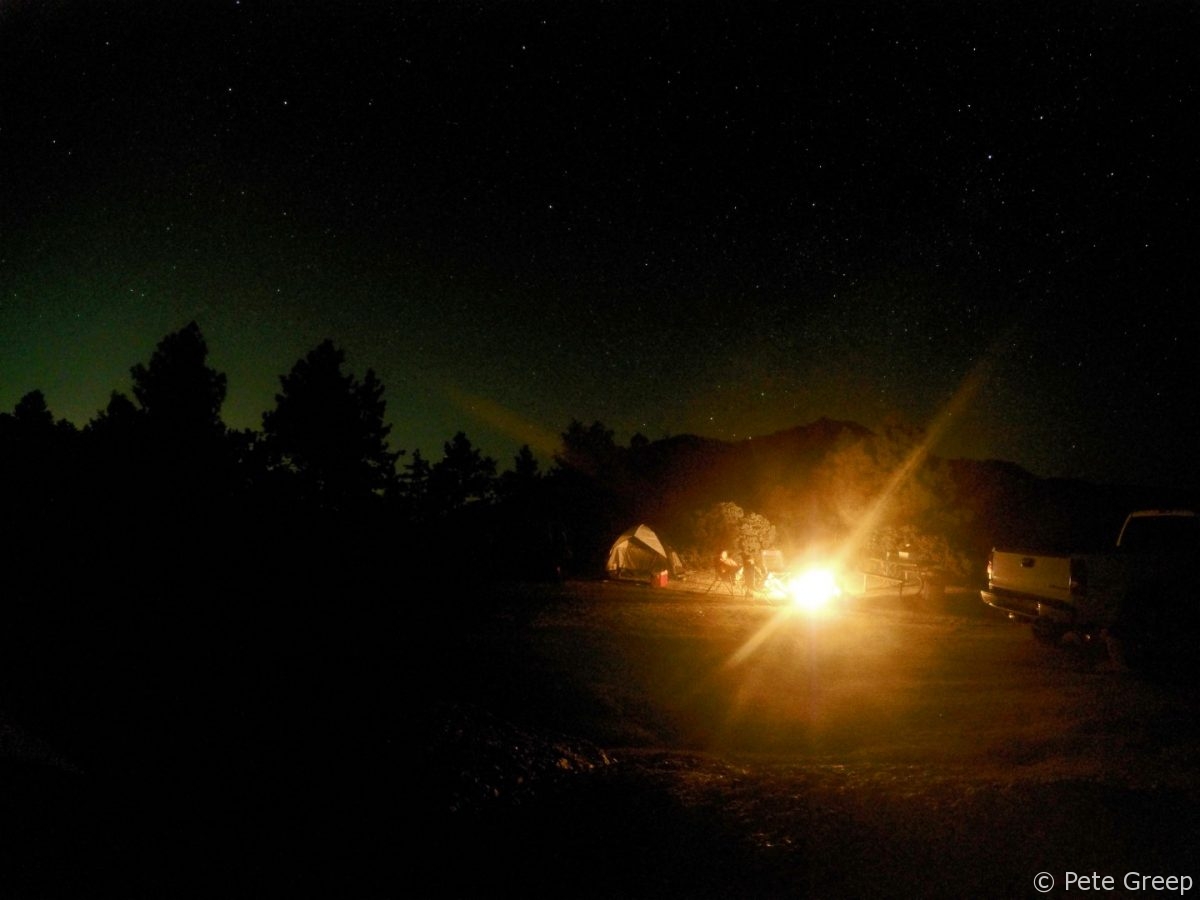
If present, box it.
[982,509,1200,666]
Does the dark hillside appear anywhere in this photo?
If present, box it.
[946,458,1200,559]
[605,420,1198,578]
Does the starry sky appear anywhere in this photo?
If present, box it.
[2,0,1196,488]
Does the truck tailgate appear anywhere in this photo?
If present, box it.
[984,550,1074,618]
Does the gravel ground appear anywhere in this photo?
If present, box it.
[5,577,1199,898]
[416,577,1200,899]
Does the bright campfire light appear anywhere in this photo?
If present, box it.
[787,567,841,612]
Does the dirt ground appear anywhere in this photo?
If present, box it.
[3,575,1199,898]
[419,576,1200,899]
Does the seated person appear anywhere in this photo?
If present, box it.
[716,549,740,580]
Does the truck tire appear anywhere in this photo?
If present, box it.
[1106,587,1159,672]
[1031,618,1066,646]
[1103,631,1129,670]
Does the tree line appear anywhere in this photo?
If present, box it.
[12,320,1157,606]
[1,323,578,599]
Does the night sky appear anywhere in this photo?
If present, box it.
[2,1,1196,489]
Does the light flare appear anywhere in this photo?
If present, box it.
[786,567,842,613]
[726,363,989,671]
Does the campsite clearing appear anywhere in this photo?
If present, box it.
[5,577,1199,898]
[422,578,1200,899]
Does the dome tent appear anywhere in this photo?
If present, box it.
[605,524,683,583]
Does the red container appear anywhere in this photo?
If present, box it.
[651,570,669,588]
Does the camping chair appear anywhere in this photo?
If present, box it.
[706,557,741,595]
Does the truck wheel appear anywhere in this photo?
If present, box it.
[1031,619,1065,646]
[1107,590,1158,672]
[1103,631,1138,672]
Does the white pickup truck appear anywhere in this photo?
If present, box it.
[982,509,1200,666]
